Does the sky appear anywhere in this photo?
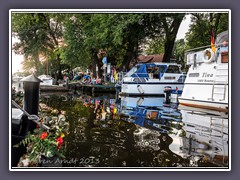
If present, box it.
[176,14,191,40]
[11,37,24,74]
[11,14,191,74]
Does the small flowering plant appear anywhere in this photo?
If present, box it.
[14,114,69,167]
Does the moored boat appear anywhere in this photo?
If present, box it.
[178,31,229,112]
[12,75,24,92]
[38,74,56,85]
[119,63,186,96]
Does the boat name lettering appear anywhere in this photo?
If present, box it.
[197,79,214,82]
[202,73,213,78]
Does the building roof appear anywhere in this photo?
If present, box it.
[136,54,164,63]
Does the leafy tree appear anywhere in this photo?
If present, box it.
[185,13,228,49]
[62,13,150,76]
[12,13,48,74]
[161,13,185,62]
[61,14,90,69]
[12,12,187,78]
[12,13,65,78]
[172,39,188,71]
[142,13,185,62]
[64,13,185,73]
[145,37,165,55]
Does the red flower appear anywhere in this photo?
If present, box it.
[56,137,64,149]
[40,132,48,140]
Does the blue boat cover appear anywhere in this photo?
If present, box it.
[131,64,148,78]
[131,64,168,79]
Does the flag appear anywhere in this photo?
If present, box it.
[211,31,216,53]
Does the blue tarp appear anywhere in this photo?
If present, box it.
[131,64,148,78]
[131,64,168,79]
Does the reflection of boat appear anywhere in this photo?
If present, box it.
[180,109,229,167]
[178,104,228,118]
[38,74,56,85]
[119,63,186,96]
[178,31,229,112]
[119,96,164,109]
[118,96,182,133]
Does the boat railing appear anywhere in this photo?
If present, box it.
[131,73,146,83]
[12,100,50,130]
[185,43,228,54]
[117,72,148,84]
[185,43,229,65]
[118,71,186,84]
[117,71,126,83]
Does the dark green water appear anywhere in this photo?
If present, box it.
[41,93,229,168]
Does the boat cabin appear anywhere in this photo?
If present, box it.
[127,63,183,79]
[186,31,229,65]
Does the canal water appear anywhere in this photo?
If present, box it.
[40,92,229,168]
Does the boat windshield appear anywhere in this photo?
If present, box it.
[165,65,181,74]
[125,66,138,77]
[130,64,169,79]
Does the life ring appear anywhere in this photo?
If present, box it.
[202,48,215,63]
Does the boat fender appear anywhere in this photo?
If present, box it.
[202,48,215,63]
[137,85,144,94]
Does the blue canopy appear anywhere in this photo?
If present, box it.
[131,64,168,79]
[131,64,148,78]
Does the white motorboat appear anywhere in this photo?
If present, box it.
[12,75,24,92]
[119,63,186,96]
[178,31,229,112]
[38,74,56,85]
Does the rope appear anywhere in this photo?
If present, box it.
[12,100,50,130]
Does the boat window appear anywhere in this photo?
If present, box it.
[146,66,166,79]
[178,75,186,82]
[221,52,228,63]
[147,67,158,78]
[158,66,167,73]
[188,73,199,77]
[153,67,159,78]
[165,65,181,73]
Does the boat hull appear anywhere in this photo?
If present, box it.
[40,79,55,85]
[178,97,228,112]
[178,62,228,112]
[120,83,184,96]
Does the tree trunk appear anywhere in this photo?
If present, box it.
[122,40,138,71]
[121,23,140,71]
[122,51,133,71]
[33,53,40,75]
[56,53,62,80]
[163,37,176,62]
[90,49,101,78]
[163,14,185,62]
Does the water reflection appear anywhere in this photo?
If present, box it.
[180,109,229,167]
[41,94,229,168]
